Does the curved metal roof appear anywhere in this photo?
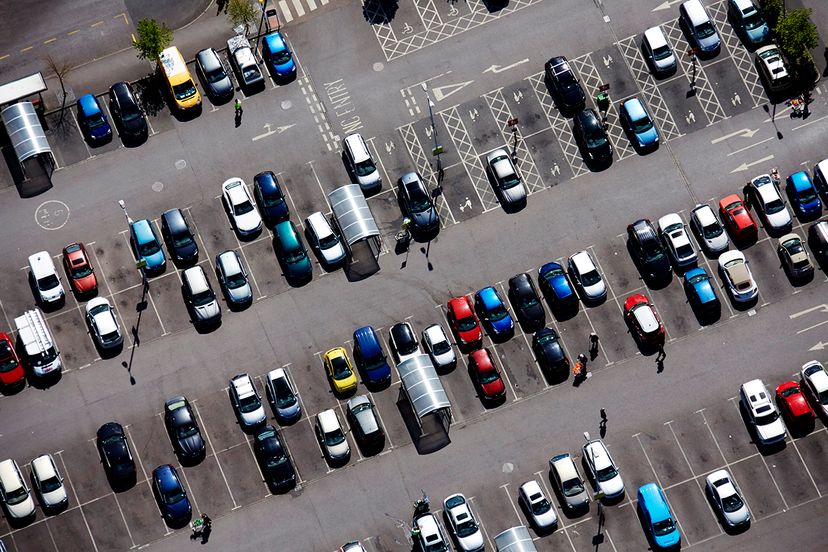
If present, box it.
[328,184,380,246]
[1,102,51,163]
[396,355,450,419]
[493,526,537,552]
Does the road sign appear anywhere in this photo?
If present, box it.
[135,259,147,270]
[507,117,519,127]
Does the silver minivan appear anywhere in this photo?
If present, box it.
[680,0,721,56]
[343,133,381,193]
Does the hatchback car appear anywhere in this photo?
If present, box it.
[215,250,252,307]
[740,379,786,446]
[755,45,792,93]
[222,177,263,237]
[398,172,439,232]
[619,98,659,151]
[96,422,136,483]
[749,173,791,233]
[778,233,814,282]
[627,219,672,281]
[638,483,681,549]
[801,361,828,417]
[568,250,607,304]
[0,459,35,520]
[389,322,421,364]
[346,395,385,450]
[0,333,24,390]
[508,273,545,332]
[486,149,527,209]
[573,109,613,164]
[315,409,350,463]
[262,31,296,81]
[76,93,112,144]
[265,367,301,423]
[85,297,124,349]
[624,294,665,346]
[518,480,557,531]
[253,425,296,492]
[543,56,585,114]
[642,26,677,75]
[413,512,451,552]
[130,219,166,275]
[474,286,514,338]
[538,261,579,311]
[728,0,769,48]
[164,396,205,464]
[683,267,721,317]
[689,203,729,255]
[658,213,697,270]
[719,194,758,243]
[718,251,758,304]
[352,326,391,386]
[227,35,264,91]
[582,434,625,500]
[228,374,267,430]
[422,323,456,371]
[62,242,97,295]
[705,469,751,528]
[775,380,815,427]
[108,81,147,143]
[532,327,569,378]
[447,296,482,347]
[787,171,823,220]
[549,453,589,511]
[28,251,64,306]
[161,208,199,265]
[273,220,313,282]
[469,348,506,401]
[152,464,191,526]
[324,347,358,395]
[30,454,67,513]
[195,47,234,102]
[343,133,381,193]
[182,266,221,326]
[306,211,346,267]
[253,171,289,226]
[442,493,484,552]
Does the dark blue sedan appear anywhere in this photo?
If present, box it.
[787,171,822,220]
[253,171,290,225]
[474,287,514,338]
[538,262,579,311]
[262,32,296,81]
[683,267,720,317]
[152,465,191,527]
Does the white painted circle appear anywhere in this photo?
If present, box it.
[502,462,514,473]
[281,100,292,110]
[373,62,384,72]
[175,159,187,170]
[34,200,70,231]
[152,181,164,192]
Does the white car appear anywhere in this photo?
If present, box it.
[486,149,527,209]
[222,177,263,237]
[28,251,65,305]
[413,512,450,551]
[801,361,828,416]
[567,250,607,303]
[215,250,252,306]
[548,453,589,510]
[740,379,786,446]
[442,493,484,552]
[228,374,267,430]
[642,26,677,75]
[718,251,758,303]
[582,433,625,500]
[0,459,35,520]
[750,174,791,233]
[265,367,301,422]
[658,213,697,269]
[422,324,456,370]
[31,454,68,512]
[315,409,350,463]
[705,469,750,527]
[755,45,792,92]
[305,211,346,266]
[689,203,728,255]
[85,297,124,349]
[182,266,221,325]
[518,480,557,531]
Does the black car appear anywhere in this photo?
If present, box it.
[532,327,569,377]
[161,208,198,265]
[195,47,234,102]
[164,396,206,464]
[96,422,136,484]
[627,219,672,282]
[508,273,545,332]
[573,109,613,165]
[253,425,296,493]
[253,171,290,226]
[389,322,419,363]
[108,82,148,144]
[346,395,385,451]
[543,56,586,115]
[398,172,439,234]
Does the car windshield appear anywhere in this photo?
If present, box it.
[87,112,106,129]
[595,464,618,482]
[558,71,577,89]
[744,12,765,30]
[702,221,723,239]
[271,50,292,64]
[581,269,601,286]
[457,316,477,332]
[325,428,345,446]
[273,379,297,408]
[266,453,288,468]
[561,476,585,496]
[479,368,499,385]
[676,244,694,258]
[121,105,142,122]
[238,394,260,413]
[173,81,197,100]
[176,422,199,439]
[408,188,432,212]
[225,270,247,289]
[432,340,451,355]
[797,190,818,203]
[261,193,284,208]
[696,21,716,39]
[0,352,18,372]
[243,66,261,82]
[652,44,672,61]
[488,305,508,321]
[518,293,538,308]
[70,263,93,278]
[653,518,676,536]
[722,493,744,512]
[139,239,160,257]
[101,331,120,344]
[191,289,214,307]
[318,232,339,249]
[206,68,226,84]
[755,411,779,425]
[529,496,551,515]
[5,485,29,505]
[330,356,352,379]
[765,199,785,214]
[285,249,306,264]
[39,475,62,493]
[37,274,60,290]
[354,159,376,177]
[500,172,521,189]
[643,244,664,263]
[234,200,254,216]
[688,274,707,286]
[630,114,653,134]
[456,518,478,537]
[173,233,194,248]
[783,239,803,253]
[32,348,58,367]
[585,130,608,149]
[163,488,186,505]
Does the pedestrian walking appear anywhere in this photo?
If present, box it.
[589,332,599,359]
[234,98,243,127]
[656,345,666,373]
[742,183,752,209]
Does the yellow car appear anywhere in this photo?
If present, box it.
[324,347,357,395]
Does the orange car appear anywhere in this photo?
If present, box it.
[62,242,97,295]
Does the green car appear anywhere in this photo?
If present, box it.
[274,221,312,282]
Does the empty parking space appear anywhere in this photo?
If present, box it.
[635,426,694,488]
[188,201,239,264]
[705,400,757,462]
[728,454,785,520]
[44,111,92,169]
[767,443,820,508]
[796,429,828,495]
[369,385,409,447]
[664,481,721,545]
[45,506,95,552]
[746,241,791,305]
[47,308,97,368]
[145,272,192,335]
[114,483,167,545]
[602,436,654,494]
[61,441,112,504]
[82,493,134,552]
[490,334,545,399]
[670,410,728,476]
[366,188,405,241]
[241,238,291,299]
[12,519,56,552]
[92,235,143,295]
[215,441,268,506]
[603,503,649,551]
[282,419,328,482]
[126,416,175,479]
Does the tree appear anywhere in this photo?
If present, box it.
[226,0,258,34]
[760,0,784,30]
[776,8,819,63]
[132,18,174,61]
[43,54,73,125]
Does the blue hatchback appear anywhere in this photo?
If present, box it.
[152,464,191,526]
[130,219,166,275]
[638,483,680,549]
[538,262,578,311]
[253,171,289,225]
[619,98,658,150]
[474,287,514,337]
[352,326,391,386]
[683,267,720,316]
[787,171,823,220]
[262,32,296,80]
[76,93,112,144]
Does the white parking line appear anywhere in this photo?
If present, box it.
[192,401,241,509]
[123,424,171,535]
[306,160,333,212]
[789,438,821,497]
[466,495,495,551]
[497,281,550,389]
[56,451,99,552]
[499,483,523,524]
[118,232,167,336]
[534,470,576,551]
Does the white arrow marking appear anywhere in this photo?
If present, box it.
[711,128,760,144]
[431,80,475,102]
[789,304,828,319]
[652,0,683,11]
[482,59,529,75]
[276,124,296,133]
[730,154,774,173]
[809,341,827,351]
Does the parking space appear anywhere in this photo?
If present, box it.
[664,480,720,545]
[46,308,97,369]
[9,519,54,552]
[44,506,95,552]
[113,481,168,545]
[82,494,134,551]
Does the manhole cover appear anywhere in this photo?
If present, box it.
[281,100,292,110]
[175,159,187,170]
[373,62,384,72]
[502,462,514,473]
[34,200,70,230]
[152,181,164,192]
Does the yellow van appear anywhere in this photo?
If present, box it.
[157,46,201,112]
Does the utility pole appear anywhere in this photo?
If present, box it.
[421,83,445,190]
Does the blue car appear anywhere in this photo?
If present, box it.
[538,262,578,311]
[619,98,658,151]
[130,219,166,275]
[152,464,191,527]
[352,326,391,386]
[474,287,514,337]
[638,483,680,549]
[253,171,289,225]
[683,267,720,317]
[262,32,296,80]
[76,93,112,144]
[786,171,823,220]
[727,0,770,49]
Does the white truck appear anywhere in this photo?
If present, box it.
[14,309,62,378]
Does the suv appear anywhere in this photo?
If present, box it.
[627,219,671,281]
[728,0,769,48]
[161,208,199,265]
[582,433,625,500]
[182,266,221,326]
[413,512,450,552]
[343,133,381,193]
[543,56,585,114]
[108,82,148,143]
[352,326,392,386]
[229,374,267,431]
[273,221,312,282]
[755,45,792,93]
[740,379,786,446]
[749,174,791,234]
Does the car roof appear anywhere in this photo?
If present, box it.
[424,323,446,343]
[632,303,660,333]
[317,408,339,431]
[477,286,501,307]
[644,26,668,48]
[548,56,571,74]
[267,367,287,383]
[231,374,257,398]
[448,295,472,314]
[789,171,813,191]
[109,81,133,101]
[183,266,209,294]
[196,47,222,71]
[31,454,57,479]
[162,208,187,231]
[415,512,441,535]
[224,178,249,202]
[806,367,828,391]
[78,93,101,114]
[623,98,647,119]
[731,0,755,11]
[391,321,414,341]
[638,483,670,519]
[343,133,369,162]
[88,298,117,331]
[263,32,287,53]
[658,213,683,230]
[28,251,56,279]
[254,171,280,193]
[133,219,156,242]
[584,440,612,468]
[723,258,750,285]
[571,250,595,273]
[306,212,333,237]
[550,453,578,479]
[575,109,600,128]
[217,250,243,273]
[520,480,543,497]
[742,379,771,407]
[692,204,717,225]
[399,171,422,187]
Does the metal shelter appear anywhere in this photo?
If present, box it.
[493,527,537,552]
[396,355,451,451]
[1,101,55,180]
[327,184,381,261]
[0,72,47,106]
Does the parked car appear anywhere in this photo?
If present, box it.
[323,347,358,395]
[182,266,221,326]
[339,542,366,552]
[718,251,758,303]
[548,453,589,511]
[315,409,350,463]
[163,396,206,463]
[719,194,758,243]
[215,250,252,307]
[582,434,625,500]
[778,233,814,281]
[108,81,147,143]
[808,219,828,261]
[469,348,506,401]
[161,208,199,265]
[573,109,613,164]
[76,93,112,144]
[532,327,569,377]
[96,422,136,483]
[568,250,607,303]
[447,296,482,347]
[739,379,787,446]
[151,464,191,526]
[253,171,289,226]
[195,47,234,102]
[228,374,267,430]
[398,172,439,232]
[538,261,579,311]
[627,219,672,281]
[705,469,751,527]
[728,0,769,48]
[129,219,166,275]
[658,213,697,270]
[749,173,791,234]
[222,178,263,237]
[619,98,659,150]
[801,360,828,417]
[413,512,450,552]
[683,267,721,317]
[474,286,514,338]
[543,56,585,113]
[227,35,264,91]
[389,322,421,364]
[346,395,385,450]
[443,493,485,552]
[508,273,545,331]
[787,171,823,220]
[637,483,681,548]
[518,480,557,531]
[30,454,68,513]
[623,294,665,346]
[775,380,815,427]
[680,0,721,56]
[755,44,792,93]
[0,333,24,390]
[253,425,296,492]
[0,459,35,520]
[642,26,677,75]
[306,212,346,267]
[813,158,828,199]
[486,149,527,209]
[265,368,301,423]
[85,297,124,349]
[62,242,97,295]
[689,204,729,256]
[28,251,65,305]
[422,324,456,371]
[261,31,297,81]
[273,220,312,281]
[352,326,392,386]
[343,133,381,193]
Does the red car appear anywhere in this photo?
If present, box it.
[469,348,505,400]
[447,296,482,347]
[719,194,758,243]
[0,332,25,389]
[623,294,665,346]
[776,380,814,426]
[62,242,98,295]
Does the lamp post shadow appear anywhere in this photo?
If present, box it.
[121,276,148,385]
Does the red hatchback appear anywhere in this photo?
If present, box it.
[0,332,25,389]
[719,194,758,243]
[469,348,505,401]
[62,242,98,295]
[623,294,665,346]
[776,380,814,426]
[447,296,482,347]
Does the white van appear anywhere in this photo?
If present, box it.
[0,459,36,520]
[343,133,382,193]
[14,309,62,377]
[28,251,64,305]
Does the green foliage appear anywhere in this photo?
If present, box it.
[761,0,784,30]
[226,0,258,32]
[776,8,819,63]
[132,18,174,61]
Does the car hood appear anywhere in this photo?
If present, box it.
[178,433,205,458]
[235,211,262,233]
[654,53,676,71]
[209,77,234,98]
[193,300,220,321]
[90,121,112,139]
[6,495,35,518]
[145,249,166,269]
[74,273,97,293]
[635,125,659,147]
[241,407,266,426]
[166,495,192,520]
[41,282,64,301]
[264,202,289,220]
[745,24,769,44]
[698,32,720,52]
[693,279,717,303]
[227,282,252,303]
[285,256,312,279]
[501,182,527,205]
[532,507,557,527]
[482,377,505,396]
[654,527,680,548]
[173,240,198,261]
[432,348,456,367]
[458,530,485,550]
[270,57,296,75]
[366,362,392,383]
[723,503,750,525]
[766,208,792,228]
[756,418,786,441]
[599,475,624,497]
[276,400,301,420]
[320,242,347,265]
[541,341,565,363]
[560,85,585,107]
[411,207,439,230]
[327,439,350,459]
[490,314,514,334]
[583,279,607,299]
[264,458,296,487]
[41,485,68,506]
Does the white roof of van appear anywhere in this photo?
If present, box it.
[159,47,187,76]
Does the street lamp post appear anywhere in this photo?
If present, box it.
[118,199,133,226]
[421,83,445,189]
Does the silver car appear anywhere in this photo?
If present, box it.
[229,374,267,430]
[486,149,527,209]
[305,212,346,266]
[265,368,301,422]
[689,203,728,255]
[582,433,625,500]
[549,453,589,511]
[422,324,456,370]
[85,297,123,349]
[183,266,221,325]
[442,493,484,552]
[568,250,607,303]
[216,250,252,306]
[705,469,750,527]
[642,26,677,75]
